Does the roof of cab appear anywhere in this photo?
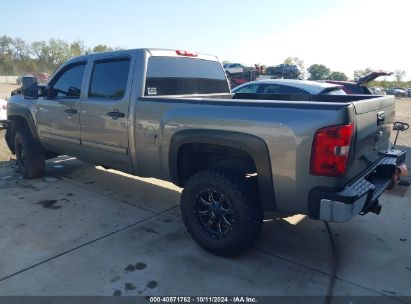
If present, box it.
[66,48,220,64]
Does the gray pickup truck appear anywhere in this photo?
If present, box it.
[5,49,407,256]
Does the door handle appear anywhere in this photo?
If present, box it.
[107,110,125,119]
[64,108,78,115]
[377,111,385,126]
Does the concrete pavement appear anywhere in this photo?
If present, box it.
[0,157,410,302]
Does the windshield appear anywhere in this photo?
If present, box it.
[145,56,229,96]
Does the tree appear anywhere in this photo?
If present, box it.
[393,69,406,83]
[328,71,348,81]
[283,57,293,65]
[282,57,306,78]
[0,36,17,74]
[30,39,72,71]
[92,44,113,53]
[283,57,305,70]
[48,39,71,65]
[0,35,14,55]
[307,64,330,80]
[353,68,373,81]
[70,40,88,57]
[12,38,31,60]
[31,41,47,60]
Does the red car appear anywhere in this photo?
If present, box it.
[326,71,392,94]
[35,72,50,84]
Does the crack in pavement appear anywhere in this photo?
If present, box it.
[0,204,177,283]
[252,247,410,303]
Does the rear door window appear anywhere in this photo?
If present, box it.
[89,58,130,99]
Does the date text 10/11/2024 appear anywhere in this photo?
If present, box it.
[149,297,258,303]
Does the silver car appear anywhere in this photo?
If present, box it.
[232,79,346,95]
[385,88,407,98]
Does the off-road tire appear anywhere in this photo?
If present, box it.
[14,128,45,179]
[181,169,263,256]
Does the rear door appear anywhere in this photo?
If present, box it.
[80,53,135,172]
[347,96,395,179]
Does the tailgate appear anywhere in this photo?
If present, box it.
[348,96,395,179]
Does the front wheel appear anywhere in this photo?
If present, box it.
[181,170,263,256]
[14,128,45,179]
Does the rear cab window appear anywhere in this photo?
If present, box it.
[145,56,229,96]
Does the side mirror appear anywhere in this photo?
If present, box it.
[22,76,39,99]
[38,85,48,97]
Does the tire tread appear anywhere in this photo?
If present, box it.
[181,169,263,256]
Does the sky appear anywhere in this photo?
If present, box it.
[1,0,411,80]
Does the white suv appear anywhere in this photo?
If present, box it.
[0,98,7,128]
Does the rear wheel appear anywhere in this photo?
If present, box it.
[181,170,263,256]
[14,128,45,179]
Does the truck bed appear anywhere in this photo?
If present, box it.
[137,93,395,214]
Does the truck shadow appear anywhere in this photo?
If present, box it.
[0,160,14,169]
[45,157,334,266]
[45,156,181,214]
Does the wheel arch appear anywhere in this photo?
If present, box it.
[169,129,277,211]
[6,110,40,154]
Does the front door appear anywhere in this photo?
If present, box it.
[80,55,134,172]
[35,61,87,158]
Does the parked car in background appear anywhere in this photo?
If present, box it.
[223,63,246,75]
[407,88,411,97]
[326,71,392,94]
[369,87,386,95]
[385,87,408,98]
[265,64,302,79]
[17,73,50,85]
[223,63,255,76]
[232,79,346,95]
[0,98,7,128]
[35,72,50,84]
[16,75,31,85]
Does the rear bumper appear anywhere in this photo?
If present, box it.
[308,149,406,223]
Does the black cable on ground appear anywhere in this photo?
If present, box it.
[324,221,338,304]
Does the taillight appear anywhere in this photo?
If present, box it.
[310,124,354,177]
[176,50,198,57]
